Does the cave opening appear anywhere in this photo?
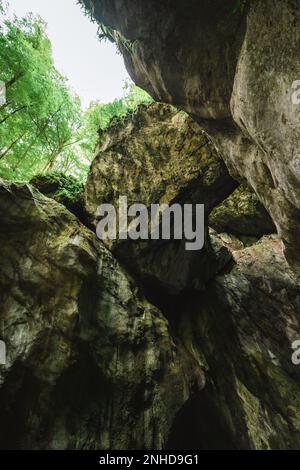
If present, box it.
[166,387,237,450]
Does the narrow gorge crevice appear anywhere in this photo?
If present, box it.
[0,0,300,451]
[166,387,238,450]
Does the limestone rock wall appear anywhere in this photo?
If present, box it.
[81,0,300,274]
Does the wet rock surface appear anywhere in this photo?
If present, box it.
[1,178,299,449]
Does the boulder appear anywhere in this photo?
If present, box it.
[209,184,276,238]
[86,102,237,225]
[0,180,204,449]
[86,102,237,293]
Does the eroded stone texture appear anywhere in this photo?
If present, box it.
[229,0,300,273]
[0,180,204,450]
[86,102,236,226]
[86,102,236,293]
[171,236,300,450]
[83,95,300,450]
[81,0,300,274]
[80,0,246,119]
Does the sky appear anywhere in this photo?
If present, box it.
[8,0,130,107]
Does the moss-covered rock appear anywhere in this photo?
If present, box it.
[30,172,88,226]
[209,184,276,238]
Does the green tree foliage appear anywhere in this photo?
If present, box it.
[78,82,153,159]
[0,6,152,183]
[0,11,83,181]
[53,82,152,180]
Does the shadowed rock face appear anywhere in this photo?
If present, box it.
[170,236,300,450]
[81,0,300,275]
[0,180,204,450]
[81,0,246,119]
